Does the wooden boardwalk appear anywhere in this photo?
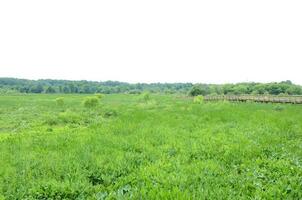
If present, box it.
[204,95,302,104]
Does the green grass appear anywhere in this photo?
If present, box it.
[0,94,301,199]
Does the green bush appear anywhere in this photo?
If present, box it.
[44,116,59,126]
[193,95,204,104]
[83,97,99,108]
[55,97,64,106]
[103,109,118,118]
[128,90,141,94]
[95,93,104,99]
[274,105,285,111]
[58,111,81,123]
[141,92,150,102]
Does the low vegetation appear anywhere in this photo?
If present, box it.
[55,97,64,106]
[0,94,301,199]
[95,93,104,100]
[193,95,204,104]
[83,97,100,108]
[141,92,151,102]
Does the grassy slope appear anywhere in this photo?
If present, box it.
[0,94,301,199]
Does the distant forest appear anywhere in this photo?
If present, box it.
[0,78,302,96]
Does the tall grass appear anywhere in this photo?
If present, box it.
[0,94,301,199]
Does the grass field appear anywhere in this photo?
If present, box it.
[0,94,302,199]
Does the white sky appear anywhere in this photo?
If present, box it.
[0,1,301,84]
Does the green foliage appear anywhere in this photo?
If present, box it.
[189,81,302,96]
[45,86,56,93]
[274,105,285,111]
[193,95,204,103]
[141,92,151,102]
[0,88,19,94]
[55,97,64,106]
[3,78,302,96]
[103,109,118,118]
[28,182,84,199]
[44,115,59,126]
[83,97,99,108]
[30,84,44,93]
[94,93,104,99]
[0,94,302,199]
[128,90,142,94]
[58,111,81,124]
[0,78,193,94]
[189,85,210,96]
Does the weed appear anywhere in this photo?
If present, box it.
[83,97,99,108]
[274,105,285,111]
[95,93,104,100]
[193,95,204,103]
[55,97,65,106]
[141,92,150,102]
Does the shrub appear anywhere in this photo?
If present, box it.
[274,105,285,111]
[193,95,204,104]
[278,93,288,96]
[128,90,141,94]
[83,97,99,108]
[45,116,59,126]
[141,92,150,102]
[103,109,118,118]
[189,85,209,96]
[95,93,104,99]
[58,111,81,123]
[55,97,64,106]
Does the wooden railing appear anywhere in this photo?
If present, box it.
[204,95,302,104]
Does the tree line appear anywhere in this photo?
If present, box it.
[189,80,302,96]
[0,78,192,94]
[0,78,301,96]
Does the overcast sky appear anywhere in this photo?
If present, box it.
[0,1,301,84]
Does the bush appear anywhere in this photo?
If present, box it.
[193,95,204,104]
[83,97,99,108]
[95,93,104,99]
[103,109,118,118]
[274,105,285,111]
[58,111,81,123]
[45,116,59,126]
[128,90,141,94]
[55,97,64,106]
[189,85,209,96]
[141,92,150,102]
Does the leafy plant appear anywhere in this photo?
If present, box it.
[58,111,81,124]
[141,92,150,102]
[95,93,104,99]
[274,105,285,111]
[55,97,65,106]
[193,95,204,104]
[83,97,99,108]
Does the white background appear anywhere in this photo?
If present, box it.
[0,0,301,84]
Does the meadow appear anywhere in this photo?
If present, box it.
[0,94,301,199]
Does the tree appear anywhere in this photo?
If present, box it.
[63,86,70,93]
[45,86,56,93]
[189,85,210,96]
[30,84,44,93]
[233,85,248,95]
